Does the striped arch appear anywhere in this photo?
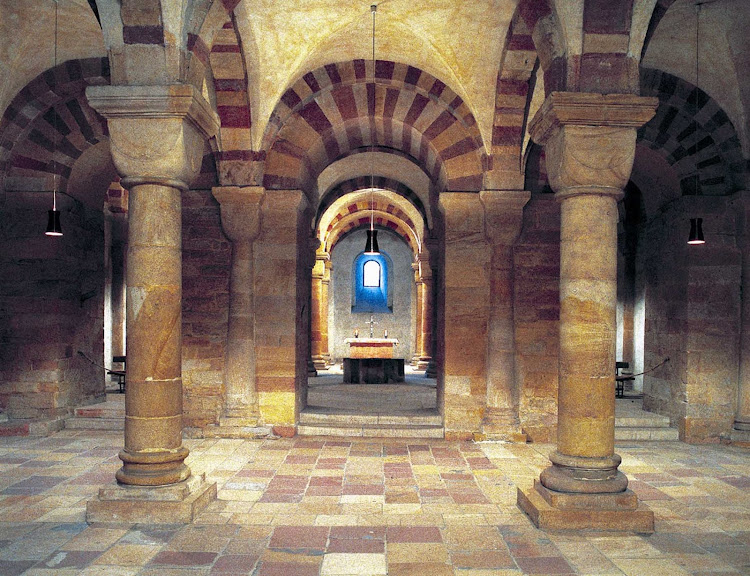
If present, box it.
[516,0,566,94]
[325,201,420,257]
[186,1,258,185]
[639,68,746,196]
[0,58,110,193]
[262,60,485,194]
[492,10,539,177]
[318,176,427,232]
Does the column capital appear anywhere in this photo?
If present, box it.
[529,92,657,198]
[86,84,220,188]
[480,190,530,245]
[213,186,265,243]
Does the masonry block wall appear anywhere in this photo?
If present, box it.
[0,192,105,421]
[514,195,560,442]
[642,198,741,442]
[329,229,414,361]
[181,189,231,431]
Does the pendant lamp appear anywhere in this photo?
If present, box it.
[364,4,380,255]
[45,0,62,237]
[687,3,704,245]
[687,218,704,245]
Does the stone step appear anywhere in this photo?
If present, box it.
[615,415,671,428]
[74,404,125,420]
[297,423,445,439]
[65,417,124,431]
[615,426,680,441]
[300,409,442,427]
[66,394,125,431]
[298,409,443,438]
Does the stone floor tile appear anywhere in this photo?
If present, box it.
[0,560,37,576]
[78,566,140,575]
[61,527,129,551]
[611,557,692,575]
[321,552,387,575]
[590,535,663,558]
[387,542,448,563]
[269,525,329,550]
[386,525,442,543]
[387,561,454,576]
[92,544,160,567]
[210,553,260,573]
[513,555,576,575]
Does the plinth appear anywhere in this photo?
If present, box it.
[86,473,216,524]
[518,480,654,533]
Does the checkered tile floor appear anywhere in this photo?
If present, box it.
[0,431,748,575]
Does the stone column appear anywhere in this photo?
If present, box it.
[85,85,219,523]
[439,193,491,440]
[254,190,308,437]
[480,190,530,441]
[411,262,423,367]
[517,92,657,532]
[321,260,333,365]
[311,249,329,370]
[735,192,750,434]
[417,255,434,371]
[212,186,264,428]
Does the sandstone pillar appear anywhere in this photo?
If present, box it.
[439,193,490,439]
[311,249,329,370]
[411,263,423,367]
[480,190,530,441]
[735,192,750,433]
[417,255,434,371]
[517,92,657,532]
[212,186,264,428]
[85,84,219,522]
[321,260,332,365]
[254,190,308,437]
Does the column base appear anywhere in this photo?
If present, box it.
[204,416,272,439]
[517,480,653,533]
[481,408,528,442]
[86,473,217,524]
[312,355,327,370]
[307,358,318,377]
[734,418,750,432]
[731,427,750,444]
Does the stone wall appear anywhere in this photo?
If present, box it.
[514,195,560,442]
[181,190,231,430]
[0,192,104,421]
[642,197,741,442]
[329,229,414,361]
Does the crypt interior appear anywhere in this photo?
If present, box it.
[1,0,750,551]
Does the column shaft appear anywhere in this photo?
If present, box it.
[480,190,528,438]
[225,240,257,415]
[418,274,433,368]
[412,266,423,366]
[558,193,618,457]
[311,267,325,369]
[737,223,750,431]
[321,262,332,364]
[119,183,188,486]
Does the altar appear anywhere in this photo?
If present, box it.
[343,338,404,384]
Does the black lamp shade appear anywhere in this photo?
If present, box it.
[364,229,379,254]
[45,209,63,236]
[688,217,704,245]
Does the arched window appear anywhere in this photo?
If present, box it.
[363,260,381,287]
[352,252,391,313]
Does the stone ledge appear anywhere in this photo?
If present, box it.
[86,473,216,524]
[517,484,654,533]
